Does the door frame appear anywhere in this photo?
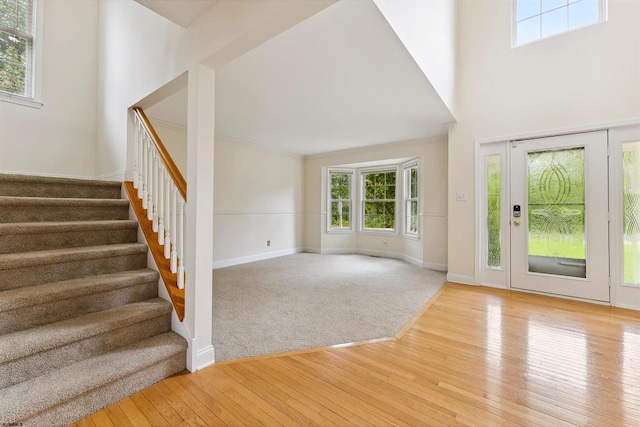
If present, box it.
[475,119,640,307]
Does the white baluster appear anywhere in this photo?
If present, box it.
[133,118,139,190]
[170,188,178,273]
[164,173,171,259]
[138,128,144,199]
[158,166,165,245]
[141,136,148,209]
[177,198,185,289]
[147,146,153,221]
[151,150,158,231]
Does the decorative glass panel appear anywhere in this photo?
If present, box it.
[527,148,586,278]
[623,142,640,284]
[487,155,501,268]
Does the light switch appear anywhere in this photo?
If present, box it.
[456,192,468,201]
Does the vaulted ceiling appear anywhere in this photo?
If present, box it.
[144,0,454,156]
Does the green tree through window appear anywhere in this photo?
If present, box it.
[0,0,34,97]
[362,170,396,230]
[329,172,351,229]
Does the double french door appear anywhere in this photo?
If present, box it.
[509,131,610,302]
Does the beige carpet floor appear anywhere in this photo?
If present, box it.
[212,253,446,361]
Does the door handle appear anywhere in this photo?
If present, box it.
[514,220,521,226]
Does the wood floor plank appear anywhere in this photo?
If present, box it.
[75,283,640,426]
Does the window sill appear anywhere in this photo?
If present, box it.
[327,229,353,234]
[403,233,420,241]
[0,92,43,109]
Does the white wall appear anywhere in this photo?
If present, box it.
[304,137,448,270]
[148,119,188,175]
[0,0,98,177]
[213,138,304,268]
[373,0,457,116]
[449,0,640,296]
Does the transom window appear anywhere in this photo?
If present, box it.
[328,170,352,231]
[362,170,396,232]
[514,0,605,47]
[0,0,35,98]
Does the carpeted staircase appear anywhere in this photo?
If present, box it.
[0,173,187,426]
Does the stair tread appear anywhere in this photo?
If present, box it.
[0,269,159,312]
[0,298,172,363]
[0,196,129,206]
[0,331,186,424]
[0,243,148,269]
[0,220,138,235]
[0,173,122,188]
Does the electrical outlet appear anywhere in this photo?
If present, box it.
[267,240,271,247]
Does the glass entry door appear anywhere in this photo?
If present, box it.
[510,131,610,302]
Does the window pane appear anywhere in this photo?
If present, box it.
[541,7,568,37]
[364,201,395,230]
[487,155,501,268]
[569,0,598,29]
[517,16,541,45]
[517,0,541,21]
[623,142,640,284]
[331,201,350,229]
[410,200,418,233]
[0,30,27,95]
[0,0,33,34]
[410,168,418,198]
[542,0,567,13]
[330,173,350,200]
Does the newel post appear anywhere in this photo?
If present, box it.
[184,64,215,371]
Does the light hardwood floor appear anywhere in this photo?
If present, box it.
[74,283,640,426]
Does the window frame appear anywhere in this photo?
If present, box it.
[512,0,607,48]
[360,166,399,235]
[403,160,419,238]
[327,169,354,233]
[0,0,42,108]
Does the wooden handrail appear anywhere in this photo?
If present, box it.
[132,107,187,200]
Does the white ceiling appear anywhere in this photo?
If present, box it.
[146,0,454,156]
[135,0,218,28]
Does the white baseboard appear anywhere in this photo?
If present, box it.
[479,281,508,289]
[614,302,640,311]
[423,261,448,272]
[321,247,359,255]
[446,273,477,285]
[96,170,126,181]
[213,247,303,269]
[0,169,93,180]
[194,345,216,371]
[402,254,424,268]
[303,247,321,254]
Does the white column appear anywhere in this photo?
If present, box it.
[184,64,215,371]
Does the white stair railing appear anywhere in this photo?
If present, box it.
[132,107,186,289]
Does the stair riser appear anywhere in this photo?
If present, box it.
[0,182,121,199]
[0,227,138,254]
[0,253,148,291]
[0,315,171,389]
[23,351,186,426]
[0,205,130,223]
[0,282,158,335]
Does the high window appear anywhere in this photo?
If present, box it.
[362,169,396,232]
[328,170,352,231]
[404,161,419,236]
[514,0,605,47]
[0,0,35,98]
